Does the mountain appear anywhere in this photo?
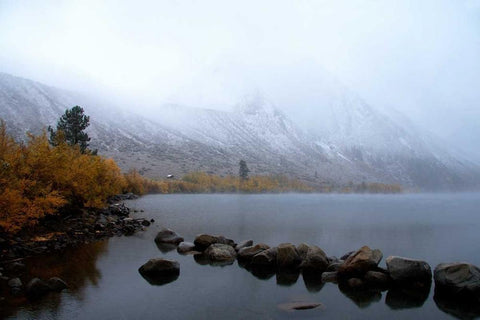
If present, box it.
[0,72,479,190]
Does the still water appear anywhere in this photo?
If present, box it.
[6,193,480,319]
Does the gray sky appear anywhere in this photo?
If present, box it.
[1,0,480,157]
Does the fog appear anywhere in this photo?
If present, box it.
[1,0,480,158]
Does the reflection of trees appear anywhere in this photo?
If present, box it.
[1,240,108,319]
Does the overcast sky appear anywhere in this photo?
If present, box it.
[1,0,480,157]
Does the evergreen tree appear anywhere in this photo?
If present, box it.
[239,160,250,180]
[48,106,92,153]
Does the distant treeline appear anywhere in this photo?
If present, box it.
[123,170,313,195]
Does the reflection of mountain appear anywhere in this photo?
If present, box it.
[1,72,479,190]
[0,241,108,319]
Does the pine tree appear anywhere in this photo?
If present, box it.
[239,160,250,180]
[48,106,92,153]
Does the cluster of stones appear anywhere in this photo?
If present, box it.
[1,261,67,300]
[141,228,480,314]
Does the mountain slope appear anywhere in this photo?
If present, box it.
[0,72,478,190]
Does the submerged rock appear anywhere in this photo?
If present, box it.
[386,256,431,283]
[338,246,383,276]
[7,278,22,288]
[278,301,323,311]
[154,228,184,245]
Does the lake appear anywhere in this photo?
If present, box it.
[5,193,480,319]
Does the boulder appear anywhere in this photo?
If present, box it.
[277,243,302,269]
[327,261,343,272]
[251,247,278,266]
[238,244,270,261]
[235,240,253,252]
[8,278,22,288]
[364,271,390,287]
[296,243,310,260]
[338,246,383,276]
[386,256,431,283]
[47,277,68,291]
[204,243,236,262]
[154,228,184,245]
[139,258,180,276]
[26,278,51,299]
[434,262,480,298]
[300,246,329,272]
[347,278,364,288]
[321,271,338,283]
[194,234,235,251]
[177,242,197,254]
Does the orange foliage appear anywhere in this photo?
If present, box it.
[0,122,125,233]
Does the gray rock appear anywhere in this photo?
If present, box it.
[327,261,343,272]
[6,262,26,273]
[204,243,237,262]
[386,256,431,282]
[194,234,235,251]
[347,277,364,288]
[154,228,184,245]
[300,246,329,272]
[364,271,390,286]
[47,277,68,291]
[235,240,253,252]
[177,242,196,254]
[321,271,338,282]
[252,247,278,266]
[296,243,310,260]
[238,244,270,261]
[434,262,480,298]
[277,243,302,268]
[338,246,383,276]
[8,278,22,288]
[26,278,51,299]
[139,259,180,276]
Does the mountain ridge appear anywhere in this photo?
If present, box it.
[1,72,478,191]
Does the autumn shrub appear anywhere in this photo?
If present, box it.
[0,122,126,233]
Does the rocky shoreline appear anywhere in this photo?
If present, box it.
[0,193,151,301]
[146,229,480,315]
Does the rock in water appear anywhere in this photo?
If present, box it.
[138,259,180,285]
[434,262,480,298]
[235,240,253,252]
[154,228,184,245]
[177,242,196,254]
[238,244,270,261]
[26,278,51,299]
[204,243,237,262]
[47,277,68,291]
[277,243,302,269]
[251,247,278,266]
[296,243,310,260]
[8,278,22,288]
[338,246,383,276]
[386,256,431,282]
[194,234,236,251]
[300,246,329,272]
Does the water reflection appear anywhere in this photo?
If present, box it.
[434,290,480,319]
[0,241,108,319]
[155,242,177,253]
[338,282,382,308]
[385,282,431,310]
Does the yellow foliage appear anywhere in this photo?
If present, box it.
[0,122,125,233]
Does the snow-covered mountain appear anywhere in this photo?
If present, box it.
[1,72,478,190]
